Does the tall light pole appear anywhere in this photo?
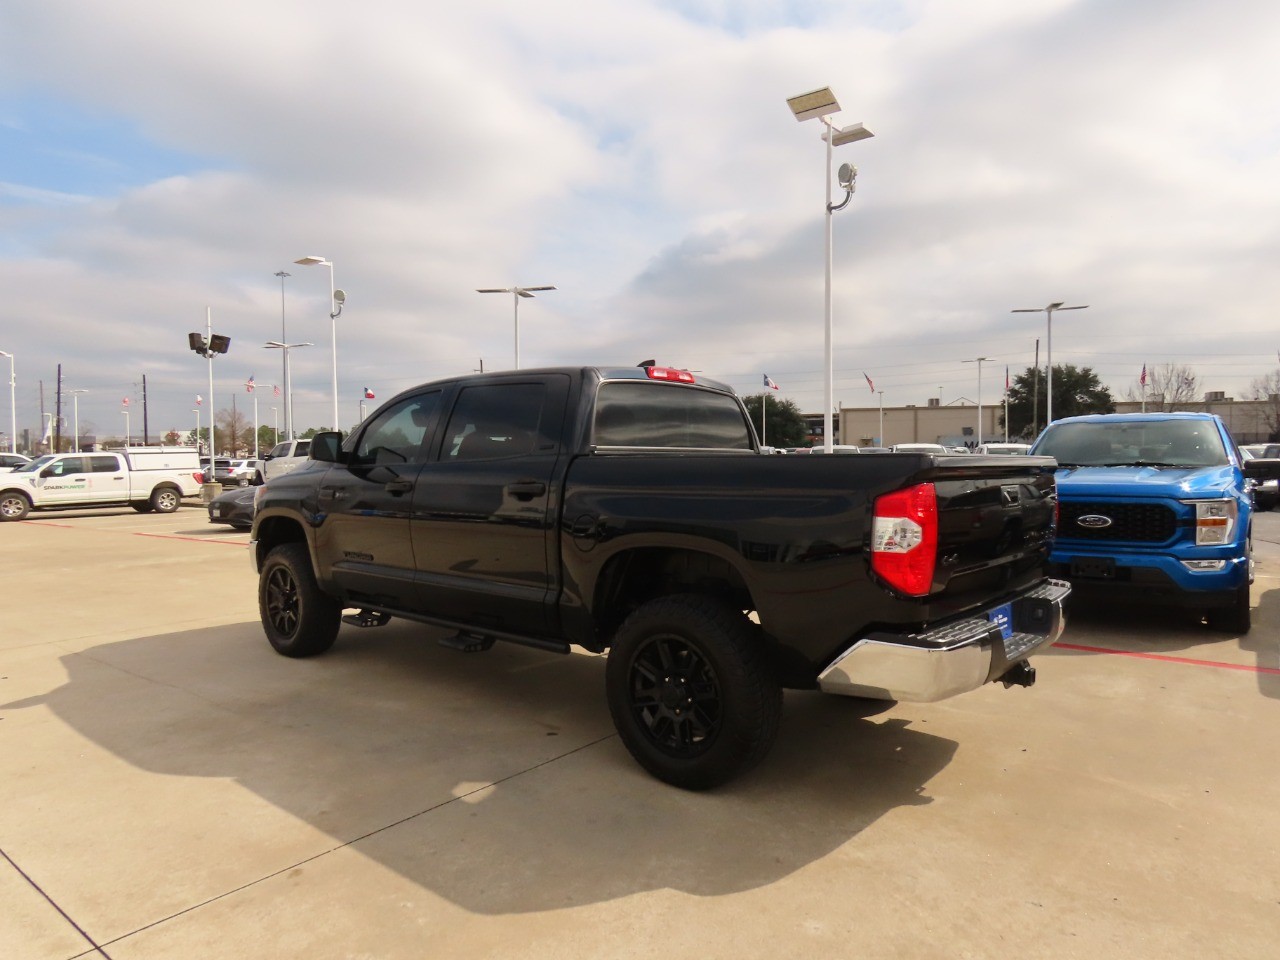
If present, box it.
[294,257,345,430]
[273,270,292,439]
[877,390,884,446]
[193,408,200,451]
[963,357,993,447]
[476,285,556,370]
[188,309,231,497]
[786,86,874,453]
[1012,302,1088,426]
[264,340,312,440]
[0,350,14,453]
[69,389,88,452]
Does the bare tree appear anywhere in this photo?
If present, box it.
[1245,370,1280,441]
[1124,363,1200,410]
[216,406,252,456]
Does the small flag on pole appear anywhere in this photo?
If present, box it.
[245,375,255,393]
[121,396,130,407]
[863,372,875,393]
[273,384,281,398]
[196,395,203,406]
[1139,364,1148,387]
[762,374,780,390]
[364,387,375,399]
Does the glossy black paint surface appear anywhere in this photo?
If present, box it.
[253,366,1056,678]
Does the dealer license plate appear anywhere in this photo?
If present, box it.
[987,603,1013,639]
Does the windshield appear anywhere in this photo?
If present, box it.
[1034,420,1228,468]
[13,456,53,474]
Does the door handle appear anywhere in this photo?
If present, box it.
[385,478,414,495]
[507,480,547,500]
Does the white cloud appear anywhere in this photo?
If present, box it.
[1,0,1279,443]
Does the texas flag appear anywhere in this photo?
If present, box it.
[121,396,130,407]
[863,371,875,393]
[195,395,203,406]
[364,387,376,399]
[245,375,255,393]
[762,374,780,391]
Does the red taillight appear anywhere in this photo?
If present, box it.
[644,366,696,384]
[194,471,204,484]
[871,482,938,597]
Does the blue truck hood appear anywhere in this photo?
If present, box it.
[1054,464,1239,499]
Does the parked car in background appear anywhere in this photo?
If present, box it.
[976,443,1033,456]
[215,458,258,486]
[258,439,312,483]
[0,447,201,521]
[1241,447,1278,510]
[0,453,32,472]
[207,485,255,530]
[892,443,950,454]
[857,446,891,453]
[1242,443,1280,459]
[809,444,861,454]
[1031,412,1280,633]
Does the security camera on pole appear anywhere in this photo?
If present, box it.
[785,86,874,453]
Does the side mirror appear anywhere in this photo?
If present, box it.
[1243,457,1280,481]
[310,431,344,463]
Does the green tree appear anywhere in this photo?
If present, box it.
[743,394,808,448]
[1004,364,1115,438]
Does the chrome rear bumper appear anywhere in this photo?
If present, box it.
[817,579,1071,702]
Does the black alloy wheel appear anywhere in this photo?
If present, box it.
[258,542,341,657]
[606,594,781,790]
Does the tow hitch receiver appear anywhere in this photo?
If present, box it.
[999,661,1036,689]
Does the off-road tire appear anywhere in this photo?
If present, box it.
[259,542,341,657]
[605,594,781,790]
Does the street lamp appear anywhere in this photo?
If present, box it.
[294,256,345,430]
[962,357,993,447]
[0,350,14,453]
[69,389,89,452]
[476,285,556,370]
[1012,302,1088,427]
[264,340,312,440]
[188,308,231,496]
[786,86,874,453]
[273,270,293,439]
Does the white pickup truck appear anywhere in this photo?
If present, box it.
[0,447,202,521]
[257,438,311,483]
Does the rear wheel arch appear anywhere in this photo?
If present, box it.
[592,546,755,645]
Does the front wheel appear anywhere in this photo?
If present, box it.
[258,542,341,657]
[0,492,31,521]
[605,594,781,790]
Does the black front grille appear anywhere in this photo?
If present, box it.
[1059,501,1177,542]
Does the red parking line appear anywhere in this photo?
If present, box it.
[1053,642,1280,675]
[133,533,247,546]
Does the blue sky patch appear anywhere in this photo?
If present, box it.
[0,94,217,203]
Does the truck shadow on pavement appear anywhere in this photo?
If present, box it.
[3,621,957,915]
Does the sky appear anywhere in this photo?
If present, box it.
[2,0,1279,446]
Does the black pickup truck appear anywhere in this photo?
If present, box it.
[250,365,1069,788]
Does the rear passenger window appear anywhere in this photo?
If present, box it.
[444,383,547,461]
[90,456,121,473]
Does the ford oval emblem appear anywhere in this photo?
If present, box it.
[1076,514,1113,528]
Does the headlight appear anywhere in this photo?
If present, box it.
[1190,499,1236,545]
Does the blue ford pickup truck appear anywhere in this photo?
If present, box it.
[1030,412,1280,633]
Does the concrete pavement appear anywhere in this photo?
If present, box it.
[2,505,1278,959]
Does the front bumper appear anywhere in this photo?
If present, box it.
[817,579,1071,702]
